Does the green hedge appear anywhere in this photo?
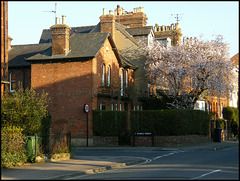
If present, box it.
[131,109,210,136]
[1,125,27,168]
[216,119,226,129]
[93,110,126,136]
[223,106,239,126]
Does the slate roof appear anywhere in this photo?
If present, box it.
[125,26,153,36]
[8,43,52,67]
[89,22,101,33]
[119,52,138,70]
[27,32,118,62]
[10,21,140,69]
[39,25,96,43]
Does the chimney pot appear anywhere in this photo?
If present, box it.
[8,36,13,51]
[139,7,144,13]
[175,23,179,29]
[103,8,106,15]
[62,15,66,24]
[55,17,59,24]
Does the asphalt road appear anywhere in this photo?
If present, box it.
[68,147,239,180]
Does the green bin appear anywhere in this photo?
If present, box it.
[25,136,41,162]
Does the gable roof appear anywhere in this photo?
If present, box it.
[27,32,116,62]
[115,22,141,47]
[8,43,52,67]
[39,25,96,43]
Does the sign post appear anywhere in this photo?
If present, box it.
[83,104,89,147]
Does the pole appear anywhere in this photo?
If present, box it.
[86,113,88,147]
[35,133,37,162]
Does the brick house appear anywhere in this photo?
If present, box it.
[20,15,138,146]
[7,5,205,146]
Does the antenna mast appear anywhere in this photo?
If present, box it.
[43,3,57,23]
[171,14,183,23]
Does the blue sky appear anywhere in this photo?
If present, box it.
[8,1,239,57]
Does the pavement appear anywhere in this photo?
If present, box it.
[1,140,239,180]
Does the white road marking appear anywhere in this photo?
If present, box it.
[191,169,222,180]
[153,150,184,160]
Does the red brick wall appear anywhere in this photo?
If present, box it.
[133,135,210,147]
[91,135,211,147]
[31,37,124,140]
[118,12,148,28]
[31,60,93,138]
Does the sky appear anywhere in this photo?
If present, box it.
[8,1,239,57]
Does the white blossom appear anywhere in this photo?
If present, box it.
[142,34,238,109]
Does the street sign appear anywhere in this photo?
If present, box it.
[84,104,89,113]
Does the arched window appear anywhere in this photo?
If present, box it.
[121,69,124,96]
[102,64,105,86]
[126,70,128,88]
[107,65,111,86]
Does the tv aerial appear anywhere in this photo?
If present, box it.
[43,3,57,21]
[170,14,183,23]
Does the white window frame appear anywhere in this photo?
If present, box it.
[121,69,123,96]
[9,72,16,92]
[111,103,114,111]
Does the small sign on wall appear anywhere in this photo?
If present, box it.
[84,104,89,113]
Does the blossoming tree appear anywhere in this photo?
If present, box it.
[142,35,237,109]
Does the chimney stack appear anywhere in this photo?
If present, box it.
[100,10,116,40]
[50,15,71,56]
